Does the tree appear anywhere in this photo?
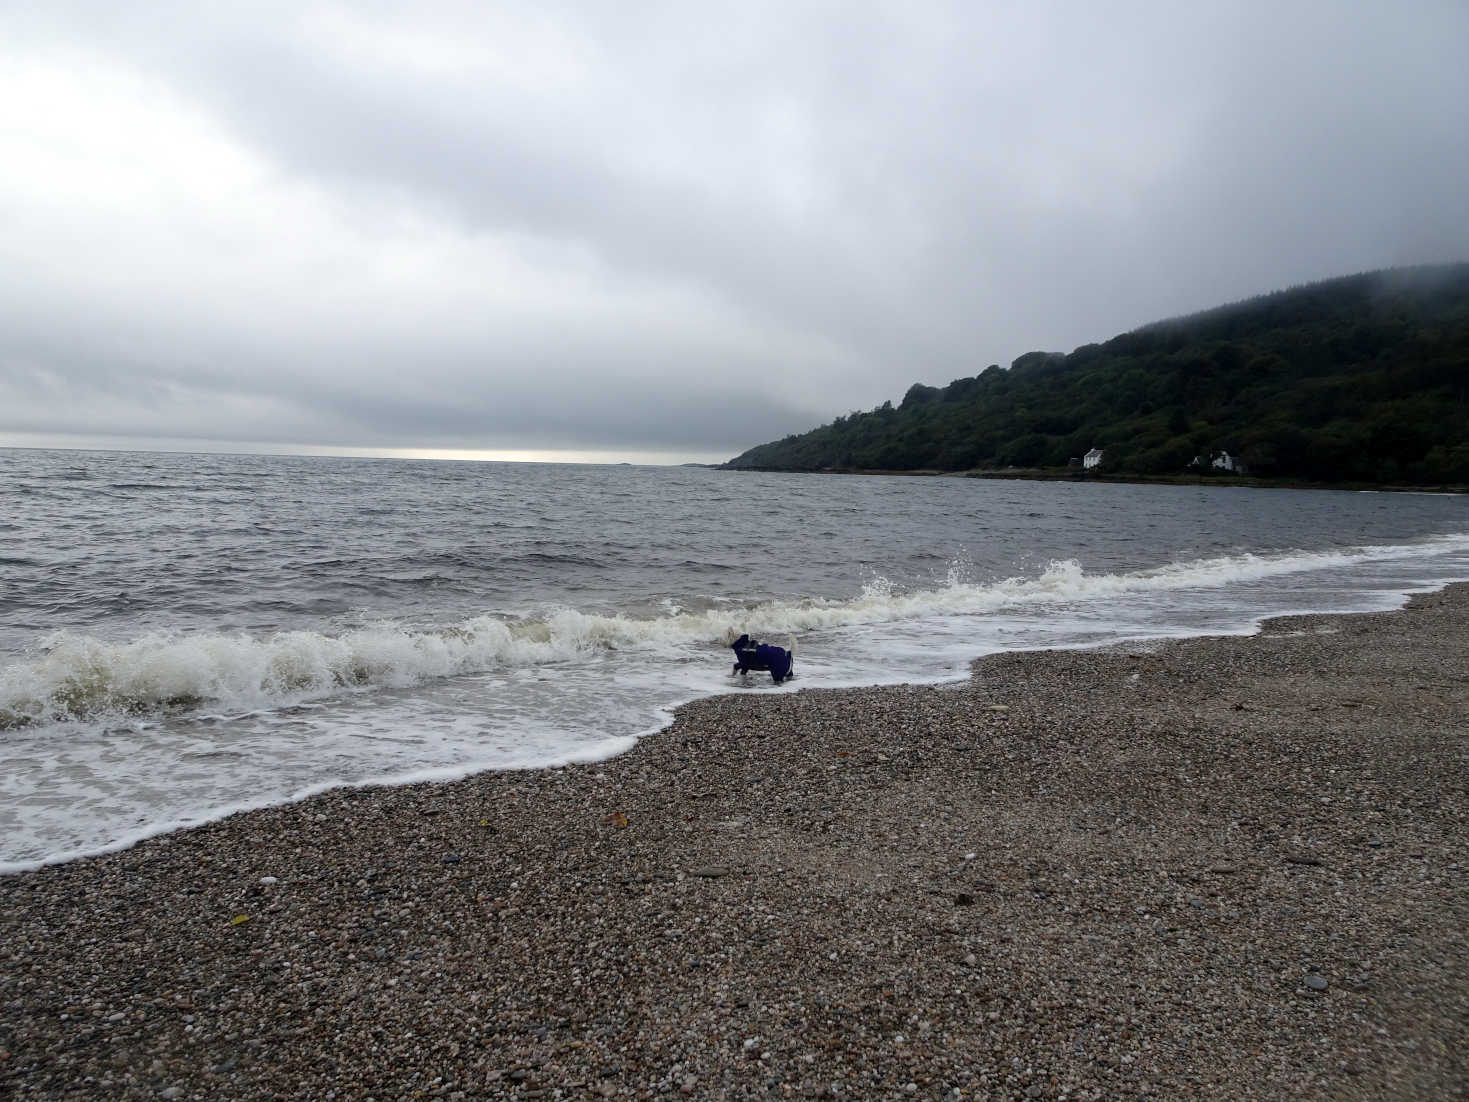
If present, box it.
[724,263,1469,483]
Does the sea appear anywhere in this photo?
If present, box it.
[3,447,1467,872]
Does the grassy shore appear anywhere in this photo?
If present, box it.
[3,589,1467,1100]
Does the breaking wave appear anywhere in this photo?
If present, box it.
[3,537,1465,730]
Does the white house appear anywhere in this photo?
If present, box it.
[1212,451,1239,472]
[1083,448,1104,469]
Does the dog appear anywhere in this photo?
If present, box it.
[729,633,795,684]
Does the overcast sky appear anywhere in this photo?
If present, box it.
[3,2,1467,463]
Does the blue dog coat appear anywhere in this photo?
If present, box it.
[730,634,794,684]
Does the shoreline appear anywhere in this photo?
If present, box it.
[719,465,1467,494]
[3,589,1467,1099]
[0,579,1430,879]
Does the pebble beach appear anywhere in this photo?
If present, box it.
[3,587,1467,1101]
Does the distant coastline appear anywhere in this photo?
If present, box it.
[718,463,1468,494]
[725,264,1469,486]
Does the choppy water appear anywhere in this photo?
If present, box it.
[3,447,1466,871]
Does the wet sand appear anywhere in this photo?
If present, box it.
[3,587,1467,1100]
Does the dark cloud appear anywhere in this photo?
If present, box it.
[2,1,1467,460]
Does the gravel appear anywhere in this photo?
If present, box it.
[3,586,1467,1100]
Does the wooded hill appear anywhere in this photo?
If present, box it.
[726,264,1469,484]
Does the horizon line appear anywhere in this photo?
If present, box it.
[0,433,732,468]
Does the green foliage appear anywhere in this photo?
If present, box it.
[726,264,1469,484]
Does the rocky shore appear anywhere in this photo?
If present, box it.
[3,588,1467,1100]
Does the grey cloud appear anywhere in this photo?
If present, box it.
[0,303,814,452]
[3,1,1467,458]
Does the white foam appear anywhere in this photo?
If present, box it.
[5,532,1469,872]
[0,731,639,876]
[6,536,1469,729]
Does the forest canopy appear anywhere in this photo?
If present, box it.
[725,264,1469,484]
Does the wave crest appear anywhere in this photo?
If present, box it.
[4,539,1464,729]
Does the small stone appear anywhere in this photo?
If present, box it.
[690,866,728,878]
[1304,974,1329,991]
[259,875,278,885]
[954,893,976,906]
[443,854,461,865]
